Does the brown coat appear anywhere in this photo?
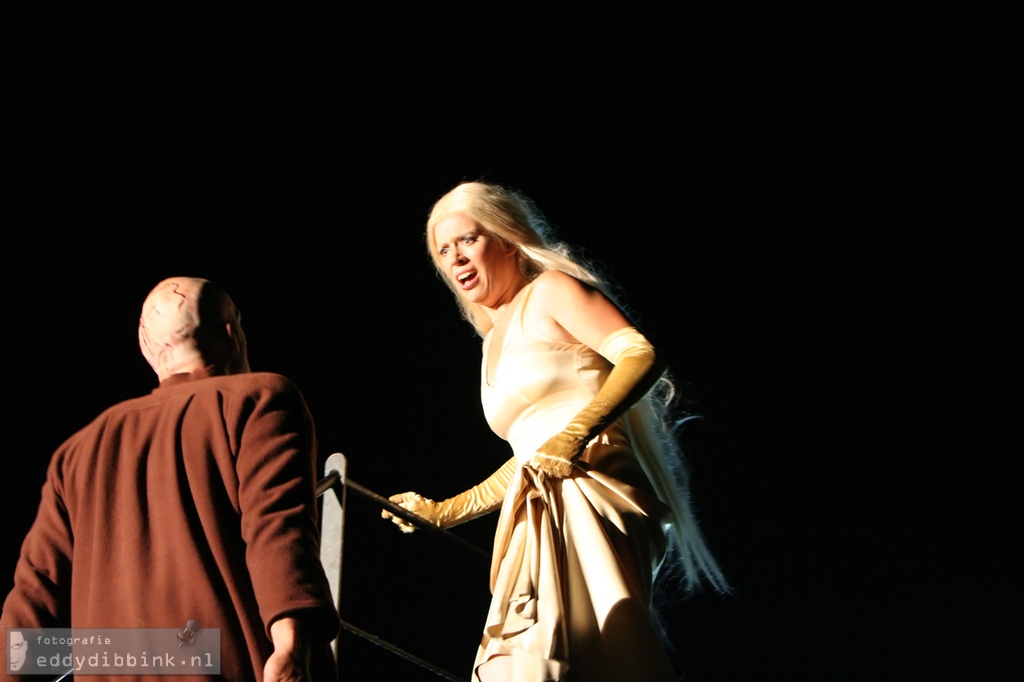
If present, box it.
[0,369,339,681]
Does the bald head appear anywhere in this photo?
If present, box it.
[138,277,250,382]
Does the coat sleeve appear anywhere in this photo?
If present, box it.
[232,375,340,642]
[0,446,74,631]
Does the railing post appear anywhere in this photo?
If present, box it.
[318,452,347,659]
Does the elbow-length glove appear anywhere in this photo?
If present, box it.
[382,456,519,533]
[531,326,665,478]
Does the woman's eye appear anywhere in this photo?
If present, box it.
[439,247,449,256]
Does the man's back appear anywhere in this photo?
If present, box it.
[2,277,339,682]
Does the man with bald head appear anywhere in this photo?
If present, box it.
[139,277,252,381]
[1,277,339,681]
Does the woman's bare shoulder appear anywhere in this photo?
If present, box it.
[531,269,589,296]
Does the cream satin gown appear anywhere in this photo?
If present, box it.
[474,280,677,682]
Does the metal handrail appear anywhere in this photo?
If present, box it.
[345,478,491,563]
[315,453,488,680]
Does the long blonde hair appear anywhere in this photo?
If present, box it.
[425,180,730,597]
[426,181,608,336]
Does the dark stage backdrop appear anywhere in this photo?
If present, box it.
[1,5,1015,681]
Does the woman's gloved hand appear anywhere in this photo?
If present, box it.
[531,326,664,479]
[382,456,519,532]
[382,492,440,533]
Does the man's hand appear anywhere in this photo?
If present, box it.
[264,617,313,682]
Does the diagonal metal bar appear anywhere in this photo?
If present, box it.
[344,478,491,563]
[338,618,465,681]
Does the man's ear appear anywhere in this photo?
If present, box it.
[218,321,241,359]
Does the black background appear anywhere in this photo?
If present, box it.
[2,5,1016,681]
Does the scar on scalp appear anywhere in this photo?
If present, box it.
[139,281,195,356]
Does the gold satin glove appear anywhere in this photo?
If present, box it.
[382,456,518,532]
[532,326,664,478]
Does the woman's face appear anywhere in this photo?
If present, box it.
[432,213,523,309]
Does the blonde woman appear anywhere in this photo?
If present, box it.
[384,181,729,681]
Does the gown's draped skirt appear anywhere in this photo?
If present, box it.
[473,463,677,682]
